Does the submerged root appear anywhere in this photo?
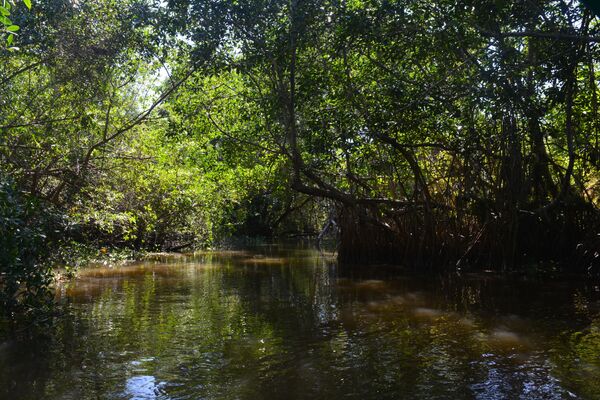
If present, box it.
[337,203,600,272]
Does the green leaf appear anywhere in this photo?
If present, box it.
[0,15,11,25]
[0,6,10,16]
[7,32,13,45]
[6,24,19,32]
[23,0,31,10]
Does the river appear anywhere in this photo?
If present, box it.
[1,243,599,399]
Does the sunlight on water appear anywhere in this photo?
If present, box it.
[1,244,599,399]
[125,375,164,400]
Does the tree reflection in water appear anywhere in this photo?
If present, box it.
[0,245,599,399]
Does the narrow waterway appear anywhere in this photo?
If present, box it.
[1,244,599,399]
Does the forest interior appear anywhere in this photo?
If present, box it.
[4,2,600,400]
[1,0,600,319]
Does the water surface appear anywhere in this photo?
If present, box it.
[1,244,600,399]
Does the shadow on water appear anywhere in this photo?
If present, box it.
[1,243,600,399]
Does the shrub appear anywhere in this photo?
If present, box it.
[0,176,58,317]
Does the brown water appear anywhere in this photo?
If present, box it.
[1,244,600,399]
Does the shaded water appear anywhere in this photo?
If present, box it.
[1,244,600,399]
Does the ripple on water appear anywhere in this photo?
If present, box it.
[2,246,598,400]
[124,375,168,400]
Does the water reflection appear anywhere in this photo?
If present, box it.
[0,244,599,399]
[125,375,166,400]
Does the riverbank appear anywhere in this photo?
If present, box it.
[2,244,599,399]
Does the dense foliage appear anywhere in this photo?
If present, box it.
[162,0,600,270]
[2,0,600,316]
[0,176,56,316]
[0,0,30,47]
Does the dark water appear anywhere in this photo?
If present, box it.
[1,244,600,399]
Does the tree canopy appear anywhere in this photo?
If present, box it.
[2,0,600,314]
